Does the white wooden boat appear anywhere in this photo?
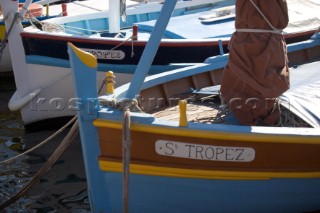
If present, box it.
[0,0,141,72]
[1,0,235,130]
[2,0,319,130]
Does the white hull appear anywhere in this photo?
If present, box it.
[0,0,141,72]
[10,63,132,125]
[0,45,12,72]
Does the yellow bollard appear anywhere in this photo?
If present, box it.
[106,71,115,95]
[46,4,49,16]
[179,100,188,127]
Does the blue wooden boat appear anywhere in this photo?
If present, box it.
[3,0,319,129]
[67,0,320,212]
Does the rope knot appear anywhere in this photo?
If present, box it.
[99,97,118,109]
[118,98,141,112]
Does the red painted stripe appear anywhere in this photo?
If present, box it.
[20,29,315,48]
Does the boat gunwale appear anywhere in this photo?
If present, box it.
[108,39,319,105]
[20,31,230,47]
[93,117,320,144]
[92,36,320,141]
[110,36,320,98]
[20,29,316,46]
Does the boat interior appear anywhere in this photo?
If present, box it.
[124,38,320,128]
[23,0,319,42]
[26,1,232,37]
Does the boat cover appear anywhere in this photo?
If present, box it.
[134,0,319,39]
[280,61,320,128]
[136,10,235,39]
[193,60,320,127]
[285,0,320,34]
[220,0,290,126]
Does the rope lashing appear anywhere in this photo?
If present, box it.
[236,0,283,35]
[118,98,141,112]
[236,28,283,34]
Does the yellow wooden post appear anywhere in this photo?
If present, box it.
[179,100,188,126]
[106,71,115,95]
[46,4,49,16]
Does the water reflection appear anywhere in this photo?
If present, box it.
[0,74,89,212]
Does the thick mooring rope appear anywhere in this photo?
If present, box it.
[122,107,131,213]
[0,116,77,165]
[119,98,140,213]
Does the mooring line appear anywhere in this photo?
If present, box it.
[0,116,77,165]
[0,118,79,210]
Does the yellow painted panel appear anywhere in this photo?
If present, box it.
[0,25,6,39]
[99,160,320,180]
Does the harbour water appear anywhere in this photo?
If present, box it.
[0,74,90,212]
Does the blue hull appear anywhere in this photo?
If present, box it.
[96,172,320,213]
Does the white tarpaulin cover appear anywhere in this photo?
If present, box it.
[285,0,320,34]
[280,61,320,128]
[135,0,320,39]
